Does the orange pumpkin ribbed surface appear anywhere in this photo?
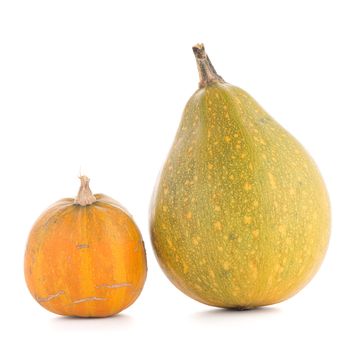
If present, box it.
[24,176,147,317]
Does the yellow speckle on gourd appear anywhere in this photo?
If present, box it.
[183,262,189,274]
[268,172,277,189]
[249,261,258,280]
[278,225,286,234]
[214,221,222,230]
[192,236,201,245]
[244,216,252,224]
[244,182,252,191]
[252,229,259,238]
[194,284,202,291]
[223,262,231,270]
[166,239,174,248]
[209,269,215,278]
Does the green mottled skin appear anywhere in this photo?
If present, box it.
[150,82,330,308]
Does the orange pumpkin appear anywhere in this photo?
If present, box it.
[24,176,147,317]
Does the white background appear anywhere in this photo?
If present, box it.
[0,0,349,349]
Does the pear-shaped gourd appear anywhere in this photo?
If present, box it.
[150,44,330,308]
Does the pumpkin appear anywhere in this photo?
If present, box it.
[24,176,147,317]
[150,44,330,308]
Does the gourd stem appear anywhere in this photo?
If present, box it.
[74,176,97,206]
[192,43,225,88]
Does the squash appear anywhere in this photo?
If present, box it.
[150,44,331,308]
[24,176,147,317]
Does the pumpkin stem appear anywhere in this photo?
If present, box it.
[74,176,97,206]
[192,43,225,88]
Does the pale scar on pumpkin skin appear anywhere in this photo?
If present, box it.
[72,296,107,304]
[96,283,132,289]
[36,290,65,302]
[76,244,89,249]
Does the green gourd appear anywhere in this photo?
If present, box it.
[150,44,330,308]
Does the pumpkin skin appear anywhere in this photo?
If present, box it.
[25,182,147,317]
[150,45,330,309]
